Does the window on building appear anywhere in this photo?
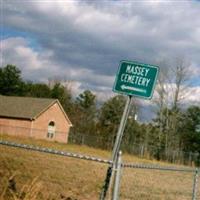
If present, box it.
[47,121,55,139]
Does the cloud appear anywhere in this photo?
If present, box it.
[1,36,115,100]
[1,37,55,80]
[190,63,200,77]
[183,86,200,105]
[1,0,200,104]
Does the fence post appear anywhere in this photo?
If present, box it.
[99,165,113,200]
[192,168,199,200]
[112,151,122,200]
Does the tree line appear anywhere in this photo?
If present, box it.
[1,64,200,166]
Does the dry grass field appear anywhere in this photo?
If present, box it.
[0,134,199,200]
[120,168,195,200]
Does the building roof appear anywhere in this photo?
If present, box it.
[0,95,72,125]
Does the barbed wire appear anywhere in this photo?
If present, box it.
[0,140,112,165]
[0,140,198,173]
[122,163,197,172]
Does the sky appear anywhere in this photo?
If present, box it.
[1,0,200,120]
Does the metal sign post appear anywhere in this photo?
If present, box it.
[99,60,159,200]
[111,95,132,163]
[112,151,122,200]
[111,60,159,163]
[109,96,132,200]
[99,96,132,200]
[192,168,199,200]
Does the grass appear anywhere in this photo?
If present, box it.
[120,167,195,200]
[0,134,199,200]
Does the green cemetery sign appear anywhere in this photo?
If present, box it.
[113,60,159,99]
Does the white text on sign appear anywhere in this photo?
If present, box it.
[120,65,151,87]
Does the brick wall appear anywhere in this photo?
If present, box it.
[32,102,71,143]
[0,118,31,137]
[0,102,71,143]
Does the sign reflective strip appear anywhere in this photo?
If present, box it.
[121,85,146,93]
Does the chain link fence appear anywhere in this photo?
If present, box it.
[1,124,199,166]
[0,125,200,199]
[69,132,200,167]
[0,140,110,200]
[120,164,199,200]
[120,142,200,167]
[0,138,200,200]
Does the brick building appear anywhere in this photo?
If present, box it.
[0,95,72,143]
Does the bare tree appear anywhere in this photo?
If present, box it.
[170,57,191,110]
[154,59,170,130]
[153,57,191,158]
[153,59,171,158]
